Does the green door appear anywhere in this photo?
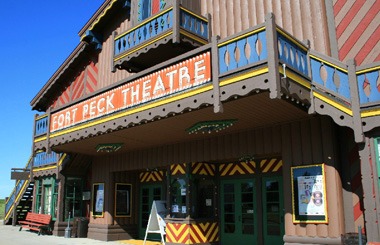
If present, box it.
[139,184,163,239]
[221,179,257,244]
[262,176,284,245]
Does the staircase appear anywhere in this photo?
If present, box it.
[3,158,33,225]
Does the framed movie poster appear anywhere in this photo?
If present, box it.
[291,164,328,223]
[115,183,132,217]
[93,183,104,217]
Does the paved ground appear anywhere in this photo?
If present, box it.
[0,221,161,245]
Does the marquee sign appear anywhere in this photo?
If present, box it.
[50,52,211,132]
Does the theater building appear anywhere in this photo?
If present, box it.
[4,0,380,244]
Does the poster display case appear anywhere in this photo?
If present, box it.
[291,164,328,223]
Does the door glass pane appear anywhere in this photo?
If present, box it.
[241,181,254,235]
[265,180,281,236]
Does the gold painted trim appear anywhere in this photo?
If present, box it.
[313,91,353,116]
[356,65,380,75]
[33,165,57,172]
[34,136,47,143]
[179,7,208,22]
[58,154,66,166]
[115,7,174,40]
[218,27,266,47]
[5,180,30,221]
[36,114,48,120]
[114,31,173,62]
[291,163,328,224]
[49,84,213,138]
[277,28,308,52]
[179,29,208,44]
[220,67,269,86]
[279,67,311,89]
[361,109,380,118]
[309,54,347,73]
[81,0,118,40]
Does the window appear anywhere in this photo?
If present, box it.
[34,180,42,213]
[64,177,83,220]
[115,183,132,217]
[138,0,166,22]
[170,178,187,218]
[34,177,59,221]
[191,177,215,218]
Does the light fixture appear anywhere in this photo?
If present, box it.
[96,143,123,153]
[186,119,237,134]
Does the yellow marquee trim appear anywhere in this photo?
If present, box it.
[279,67,311,89]
[361,109,380,118]
[220,67,268,86]
[313,91,353,116]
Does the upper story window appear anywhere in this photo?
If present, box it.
[138,0,166,22]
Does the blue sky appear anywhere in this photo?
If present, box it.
[0,1,104,199]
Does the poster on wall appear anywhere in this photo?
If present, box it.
[291,164,328,223]
[115,183,132,217]
[93,183,104,217]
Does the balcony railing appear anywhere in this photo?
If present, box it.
[113,4,209,72]
[33,17,380,149]
[33,151,61,167]
[34,114,49,136]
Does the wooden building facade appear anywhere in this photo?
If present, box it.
[4,0,380,244]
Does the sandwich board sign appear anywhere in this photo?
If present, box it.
[144,200,167,245]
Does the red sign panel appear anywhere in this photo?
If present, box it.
[50,52,211,132]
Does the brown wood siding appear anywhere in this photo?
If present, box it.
[91,115,344,238]
[197,0,331,56]
[97,10,132,90]
[113,171,139,226]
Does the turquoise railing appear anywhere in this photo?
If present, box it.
[218,27,267,74]
[179,7,208,40]
[33,151,60,167]
[357,67,380,104]
[310,56,351,101]
[277,32,309,78]
[114,8,174,56]
[34,115,49,137]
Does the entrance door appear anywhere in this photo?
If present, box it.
[262,176,284,244]
[221,179,257,244]
[139,184,163,239]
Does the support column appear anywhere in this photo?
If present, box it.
[359,137,380,241]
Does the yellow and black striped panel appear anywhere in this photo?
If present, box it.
[191,162,215,176]
[260,158,282,173]
[139,170,165,183]
[166,222,219,244]
[219,161,256,176]
[170,163,187,176]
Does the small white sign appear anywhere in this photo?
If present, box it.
[206,199,212,206]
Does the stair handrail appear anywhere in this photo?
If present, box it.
[4,156,33,222]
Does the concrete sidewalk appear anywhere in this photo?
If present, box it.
[0,221,162,245]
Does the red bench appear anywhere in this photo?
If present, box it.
[19,212,52,235]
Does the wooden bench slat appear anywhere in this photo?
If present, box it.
[19,212,52,235]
